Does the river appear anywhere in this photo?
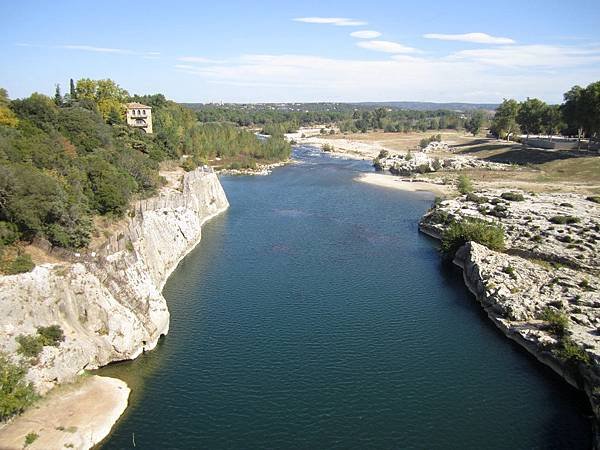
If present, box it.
[99,146,591,449]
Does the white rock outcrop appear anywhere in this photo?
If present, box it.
[0,168,229,393]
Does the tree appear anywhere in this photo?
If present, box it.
[516,97,547,139]
[75,78,128,122]
[584,81,600,144]
[491,99,520,141]
[541,105,564,139]
[0,89,18,127]
[465,111,484,135]
[54,84,62,106]
[562,85,586,148]
[69,78,77,100]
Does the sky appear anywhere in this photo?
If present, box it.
[1,0,600,104]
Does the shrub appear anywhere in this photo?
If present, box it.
[457,175,473,194]
[377,150,389,159]
[549,215,580,225]
[0,354,37,420]
[502,265,516,279]
[440,218,505,258]
[322,143,334,152]
[416,164,432,174]
[24,432,39,447]
[180,158,197,172]
[488,204,509,218]
[586,196,600,204]
[432,157,442,171]
[540,307,569,337]
[500,192,525,202]
[37,325,65,347]
[555,337,591,365]
[15,335,43,358]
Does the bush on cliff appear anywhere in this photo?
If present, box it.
[440,218,505,258]
[0,353,37,420]
[540,307,569,337]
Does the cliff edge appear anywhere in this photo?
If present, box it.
[0,167,229,393]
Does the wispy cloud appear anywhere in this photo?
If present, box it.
[178,56,228,64]
[293,17,367,26]
[356,40,417,54]
[350,30,382,39]
[424,32,515,45]
[16,43,160,58]
[449,44,600,67]
[60,45,132,53]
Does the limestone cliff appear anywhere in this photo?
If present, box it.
[419,190,600,444]
[0,168,229,393]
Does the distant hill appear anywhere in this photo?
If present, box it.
[355,101,499,111]
[182,101,498,112]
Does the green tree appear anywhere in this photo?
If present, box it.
[562,85,587,148]
[491,99,520,141]
[54,84,63,107]
[541,105,564,139]
[69,78,77,100]
[465,111,485,135]
[516,97,547,138]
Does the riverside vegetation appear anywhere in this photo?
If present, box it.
[0,78,288,424]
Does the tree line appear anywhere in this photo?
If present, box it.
[490,80,600,144]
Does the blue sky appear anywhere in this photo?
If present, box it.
[2,0,600,103]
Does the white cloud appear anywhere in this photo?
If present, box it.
[173,51,600,103]
[449,44,600,67]
[350,30,382,39]
[423,32,515,45]
[356,40,417,54]
[293,17,367,26]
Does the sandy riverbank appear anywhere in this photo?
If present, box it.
[287,129,388,160]
[356,172,450,196]
[0,375,129,450]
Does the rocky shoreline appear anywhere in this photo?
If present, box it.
[419,190,600,445]
[0,167,230,449]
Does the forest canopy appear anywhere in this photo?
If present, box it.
[0,80,290,260]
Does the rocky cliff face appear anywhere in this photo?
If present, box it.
[0,168,229,393]
[420,190,600,443]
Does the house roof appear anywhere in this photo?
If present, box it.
[126,102,152,109]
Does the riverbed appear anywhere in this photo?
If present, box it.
[99,146,591,449]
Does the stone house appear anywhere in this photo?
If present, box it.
[125,102,153,134]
